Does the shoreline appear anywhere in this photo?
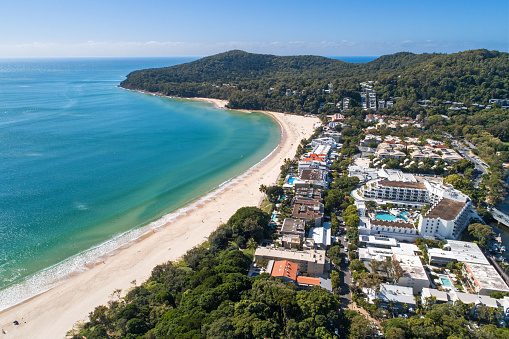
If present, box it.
[0,94,318,338]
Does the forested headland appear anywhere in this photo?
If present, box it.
[121,49,509,205]
[120,49,508,115]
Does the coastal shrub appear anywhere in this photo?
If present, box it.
[74,205,343,339]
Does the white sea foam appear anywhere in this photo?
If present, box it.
[0,137,281,312]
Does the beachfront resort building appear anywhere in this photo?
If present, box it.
[364,219,419,242]
[268,260,332,291]
[291,198,324,226]
[255,247,327,275]
[356,170,473,240]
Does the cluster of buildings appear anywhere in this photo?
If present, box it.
[353,168,473,241]
[252,134,342,291]
[359,235,509,320]
[373,138,462,164]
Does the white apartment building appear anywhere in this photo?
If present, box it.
[418,198,471,239]
[463,262,509,295]
[359,175,472,240]
[393,253,430,295]
[360,180,428,208]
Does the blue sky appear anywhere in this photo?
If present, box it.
[0,0,507,57]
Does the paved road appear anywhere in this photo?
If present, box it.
[335,229,352,308]
[456,145,487,188]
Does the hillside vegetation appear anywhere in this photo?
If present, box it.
[120,49,508,114]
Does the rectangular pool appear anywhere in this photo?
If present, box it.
[440,275,453,287]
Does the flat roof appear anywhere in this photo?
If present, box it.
[464,263,509,293]
[292,199,324,220]
[371,220,415,229]
[295,187,323,200]
[255,247,326,265]
[378,180,426,189]
[428,248,456,260]
[309,224,332,247]
[422,288,449,302]
[425,198,466,221]
[393,253,429,282]
[359,247,394,261]
[359,235,398,247]
[300,169,327,181]
[281,218,306,234]
[446,240,489,265]
[378,284,416,305]
[391,243,420,256]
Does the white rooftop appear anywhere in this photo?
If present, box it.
[422,287,449,302]
[359,235,398,247]
[393,253,429,282]
[359,247,394,261]
[309,222,332,247]
[428,248,456,260]
[376,284,417,305]
[391,243,420,256]
[255,247,326,265]
[446,240,489,265]
[378,169,418,182]
[464,262,509,293]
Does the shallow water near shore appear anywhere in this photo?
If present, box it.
[0,58,280,310]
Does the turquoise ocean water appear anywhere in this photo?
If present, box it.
[0,58,281,310]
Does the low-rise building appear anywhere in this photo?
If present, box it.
[428,248,457,266]
[445,240,490,265]
[463,262,509,295]
[308,222,332,249]
[365,284,417,311]
[281,218,306,237]
[298,169,329,189]
[291,198,324,226]
[311,137,337,150]
[365,219,419,242]
[255,247,326,275]
[295,187,323,201]
[270,260,298,282]
[393,253,430,294]
[358,235,398,248]
[421,288,501,311]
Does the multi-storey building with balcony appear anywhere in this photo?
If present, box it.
[358,174,473,240]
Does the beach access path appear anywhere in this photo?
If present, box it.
[0,99,318,339]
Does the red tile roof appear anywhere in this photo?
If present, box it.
[271,260,298,281]
[301,154,325,162]
[296,276,321,286]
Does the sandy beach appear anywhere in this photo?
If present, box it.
[0,99,318,338]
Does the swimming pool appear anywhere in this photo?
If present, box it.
[375,213,398,221]
[375,212,410,221]
[271,214,278,221]
[287,177,296,185]
[440,275,453,287]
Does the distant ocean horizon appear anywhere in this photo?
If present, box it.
[329,56,379,63]
[0,57,281,310]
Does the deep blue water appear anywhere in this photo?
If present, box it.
[0,58,281,310]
